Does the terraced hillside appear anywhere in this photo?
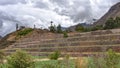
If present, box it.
[2,28,120,57]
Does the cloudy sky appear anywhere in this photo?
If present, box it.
[0,0,120,36]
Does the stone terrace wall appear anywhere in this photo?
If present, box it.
[3,29,120,57]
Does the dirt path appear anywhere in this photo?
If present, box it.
[3,57,78,63]
[34,57,77,61]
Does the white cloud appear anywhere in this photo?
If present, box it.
[0,0,26,5]
[0,0,120,36]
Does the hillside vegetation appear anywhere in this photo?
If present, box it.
[0,28,34,49]
[17,28,33,36]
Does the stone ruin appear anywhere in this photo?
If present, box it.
[16,24,26,31]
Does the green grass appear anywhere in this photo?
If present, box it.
[32,56,48,59]
[0,60,75,68]
[1,54,120,68]
[17,28,33,36]
[1,58,120,68]
[87,57,120,68]
[35,60,75,68]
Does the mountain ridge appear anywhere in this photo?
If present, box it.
[94,2,120,26]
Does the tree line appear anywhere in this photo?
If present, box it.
[75,17,120,32]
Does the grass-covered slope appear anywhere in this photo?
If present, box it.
[0,28,34,49]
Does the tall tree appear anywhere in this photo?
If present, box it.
[57,24,62,33]
[16,23,19,31]
[49,21,56,33]
[50,21,53,26]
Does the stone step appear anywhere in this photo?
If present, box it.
[4,45,120,53]
[17,30,112,42]
[11,40,120,48]
[68,30,113,37]
[6,44,120,49]
[15,33,120,45]
[13,34,120,48]
[14,29,120,44]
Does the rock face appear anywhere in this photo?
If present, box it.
[94,2,120,26]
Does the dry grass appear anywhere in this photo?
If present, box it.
[75,57,88,68]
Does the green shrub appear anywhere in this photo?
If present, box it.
[49,25,56,33]
[105,49,120,68]
[7,50,35,68]
[115,17,120,27]
[88,49,120,68]
[63,31,68,38]
[57,24,62,33]
[104,18,115,29]
[104,17,120,29]
[82,28,91,32]
[17,28,33,36]
[75,24,84,32]
[91,25,103,31]
[87,57,107,68]
[49,51,61,60]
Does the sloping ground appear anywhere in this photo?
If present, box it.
[94,2,120,26]
[0,29,60,49]
[2,28,120,57]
